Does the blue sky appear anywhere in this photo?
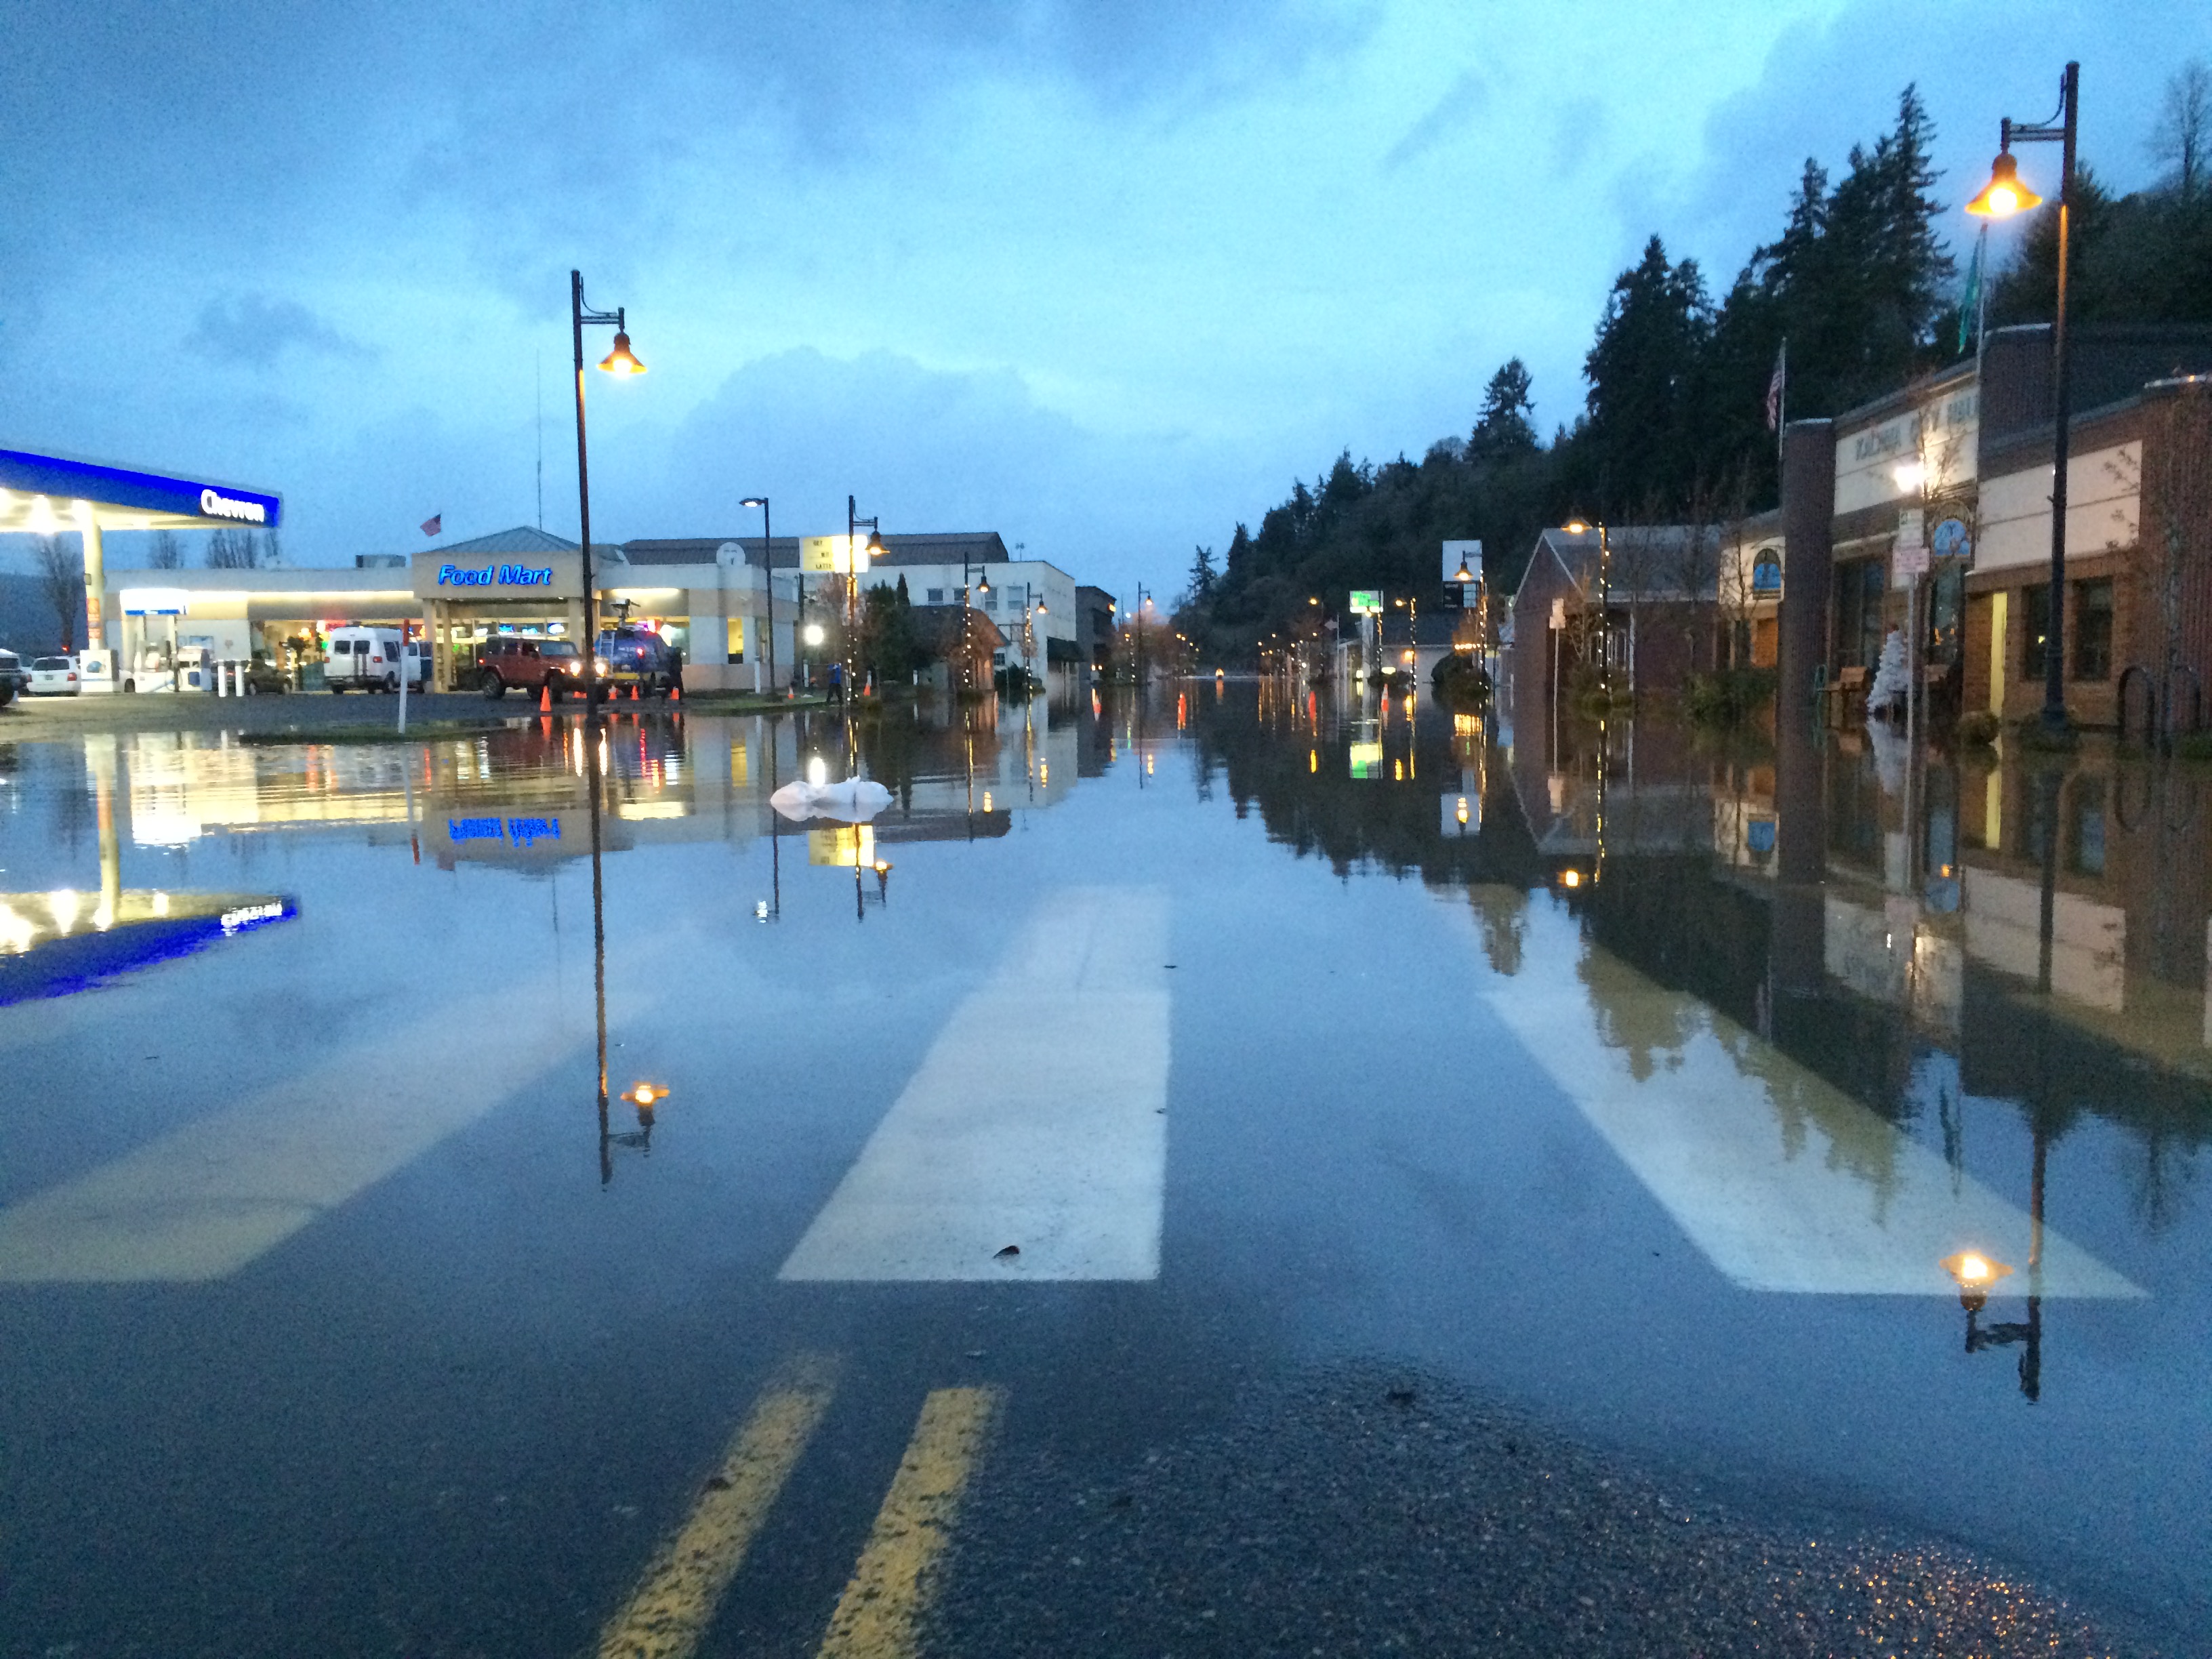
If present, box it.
[3,0,2206,600]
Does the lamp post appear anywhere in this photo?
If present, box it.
[959,553,991,691]
[740,496,775,695]
[1968,62,2079,735]
[570,270,645,705]
[845,495,883,703]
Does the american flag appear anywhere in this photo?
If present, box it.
[420,513,443,537]
[1764,342,1787,433]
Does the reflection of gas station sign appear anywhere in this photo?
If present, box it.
[800,536,871,575]
[1348,742,1382,779]
[1349,590,1382,615]
[808,825,876,866]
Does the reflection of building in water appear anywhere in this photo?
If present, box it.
[0,890,295,1004]
[96,708,1086,867]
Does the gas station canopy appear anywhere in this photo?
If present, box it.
[0,447,283,533]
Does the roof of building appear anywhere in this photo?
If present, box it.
[430,525,581,556]
[907,605,1006,657]
[866,532,1012,568]
[1515,525,1725,606]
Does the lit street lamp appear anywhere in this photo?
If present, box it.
[570,270,644,706]
[843,495,884,705]
[568,270,643,1141]
[1967,61,2078,735]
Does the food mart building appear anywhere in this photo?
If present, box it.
[99,525,1094,693]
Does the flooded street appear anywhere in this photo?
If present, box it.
[1,687,2206,1656]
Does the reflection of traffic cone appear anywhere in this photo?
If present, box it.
[539,684,552,712]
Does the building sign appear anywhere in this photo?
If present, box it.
[436,562,555,588]
[1931,516,1972,563]
[1349,590,1382,615]
[411,548,581,601]
[119,588,192,616]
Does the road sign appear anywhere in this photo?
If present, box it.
[800,535,870,575]
[1892,508,1929,579]
[1349,590,1382,615]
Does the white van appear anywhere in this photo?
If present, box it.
[326,628,427,693]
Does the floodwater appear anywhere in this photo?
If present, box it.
[0,685,2206,1655]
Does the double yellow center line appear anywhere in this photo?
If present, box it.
[596,1355,1000,1659]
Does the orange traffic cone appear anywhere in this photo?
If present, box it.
[670,683,681,703]
[629,684,639,701]
[539,683,552,712]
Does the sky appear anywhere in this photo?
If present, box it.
[3,0,2207,601]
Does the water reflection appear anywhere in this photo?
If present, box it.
[1195,685,2200,1397]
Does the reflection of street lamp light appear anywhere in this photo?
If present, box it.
[1967,62,2078,734]
[1942,1247,2040,1399]
[1940,1250,2014,1312]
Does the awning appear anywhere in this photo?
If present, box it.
[0,447,283,533]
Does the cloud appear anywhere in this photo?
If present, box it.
[580,347,1264,600]
[1382,68,1489,168]
[188,295,373,369]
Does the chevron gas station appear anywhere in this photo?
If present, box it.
[0,446,283,692]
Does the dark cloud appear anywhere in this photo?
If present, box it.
[188,295,372,368]
[1383,68,1489,169]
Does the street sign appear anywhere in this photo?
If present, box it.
[800,535,870,575]
[1349,590,1382,615]
[1893,508,1929,579]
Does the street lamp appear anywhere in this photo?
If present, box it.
[570,270,646,705]
[741,496,776,695]
[845,494,882,703]
[1967,61,2078,735]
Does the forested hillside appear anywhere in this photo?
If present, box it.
[1179,68,2212,664]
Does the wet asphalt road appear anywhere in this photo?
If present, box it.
[0,695,2205,1657]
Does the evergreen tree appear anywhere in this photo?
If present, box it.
[1470,359,1538,459]
[1185,544,1218,604]
[1582,236,1712,509]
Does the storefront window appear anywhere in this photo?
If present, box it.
[1927,562,1963,665]
[1835,558,1886,668]
[2073,578,2113,680]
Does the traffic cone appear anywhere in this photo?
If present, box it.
[539,683,552,712]
[630,684,639,701]
[670,682,681,703]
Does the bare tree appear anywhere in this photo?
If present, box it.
[2149,58,2211,196]
[259,529,285,568]
[35,535,83,653]
[205,528,262,569]
[148,529,185,569]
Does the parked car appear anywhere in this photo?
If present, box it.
[325,626,421,693]
[27,655,81,695]
[0,647,20,706]
[478,636,586,700]
[244,651,290,694]
[594,625,682,697]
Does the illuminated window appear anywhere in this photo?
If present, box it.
[724,616,745,664]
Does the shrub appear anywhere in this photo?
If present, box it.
[1955,711,2001,747]
[1683,667,1775,726]
[1429,653,1491,710]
